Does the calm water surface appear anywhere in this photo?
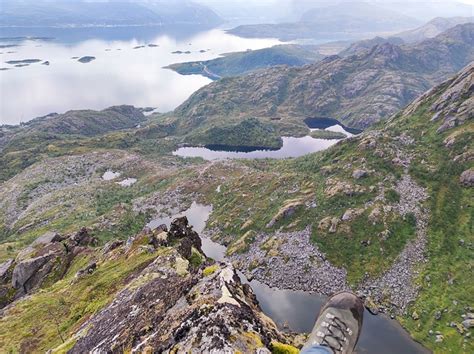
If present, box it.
[173,135,340,160]
[150,202,429,354]
[0,27,281,125]
[173,121,358,160]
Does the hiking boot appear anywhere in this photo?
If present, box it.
[302,292,364,354]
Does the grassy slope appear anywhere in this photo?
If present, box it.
[186,118,283,149]
[0,244,161,352]
[166,45,323,79]
[387,99,473,352]
[206,69,473,352]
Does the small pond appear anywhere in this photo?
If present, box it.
[304,117,363,135]
[148,202,429,354]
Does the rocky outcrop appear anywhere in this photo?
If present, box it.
[460,168,474,187]
[67,219,285,353]
[342,208,365,221]
[325,178,366,197]
[0,228,97,308]
[266,199,305,228]
[70,257,283,353]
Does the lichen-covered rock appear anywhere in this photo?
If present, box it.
[68,258,284,353]
[325,178,365,197]
[342,208,365,221]
[460,168,474,187]
[352,169,368,179]
[266,200,304,228]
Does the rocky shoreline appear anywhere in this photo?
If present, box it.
[230,227,349,295]
[358,175,429,314]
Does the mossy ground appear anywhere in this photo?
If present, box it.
[0,250,158,352]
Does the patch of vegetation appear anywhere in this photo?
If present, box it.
[315,212,416,285]
[187,118,283,150]
[167,44,322,80]
[385,188,400,203]
[203,264,219,276]
[310,129,347,140]
[271,341,300,354]
[0,251,158,352]
[189,247,204,268]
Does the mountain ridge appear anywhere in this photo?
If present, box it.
[0,0,223,28]
[171,23,474,132]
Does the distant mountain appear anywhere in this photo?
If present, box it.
[300,2,418,32]
[338,36,405,57]
[194,0,290,25]
[0,0,223,28]
[380,1,474,21]
[1,106,145,154]
[228,1,421,41]
[172,23,474,131]
[166,45,324,80]
[395,16,474,43]
[339,16,474,56]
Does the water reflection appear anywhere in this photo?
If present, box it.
[0,28,281,124]
[146,202,428,354]
[173,136,339,160]
[241,275,428,354]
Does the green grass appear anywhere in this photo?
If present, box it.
[386,188,400,203]
[0,251,158,352]
[314,211,416,285]
[401,160,473,353]
[186,117,283,149]
[310,129,347,140]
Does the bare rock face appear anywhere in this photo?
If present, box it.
[12,255,54,292]
[406,62,474,135]
[69,256,283,353]
[0,228,98,308]
[169,216,203,259]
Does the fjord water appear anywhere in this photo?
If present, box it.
[152,203,428,354]
[0,27,280,125]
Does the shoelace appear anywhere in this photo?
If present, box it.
[316,313,351,352]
